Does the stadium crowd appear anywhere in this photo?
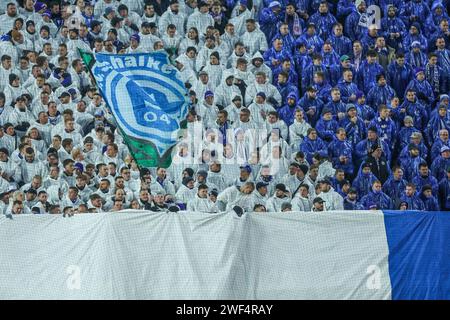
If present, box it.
[0,0,450,215]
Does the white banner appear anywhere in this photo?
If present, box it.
[0,211,391,299]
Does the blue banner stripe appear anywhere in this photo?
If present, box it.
[383,211,450,300]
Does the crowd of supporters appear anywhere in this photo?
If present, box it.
[0,0,450,215]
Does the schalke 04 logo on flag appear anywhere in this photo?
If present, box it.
[91,52,189,159]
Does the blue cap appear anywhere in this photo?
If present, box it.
[256,92,266,99]
[432,1,444,10]
[105,7,115,15]
[287,92,297,100]
[269,1,281,8]
[321,107,332,115]
[355,90,364,99]
[441,146,450,153]
[74,162,84,172]
[414,67,425,76]
[34,1,47,12]
[256,182,269,189]
[239,165,252,173]
[130,33,140,42]
[368,203,378,209]
[411,41,421,48]
[411,22,421,31]
[204,90,214,98]
[42,10,51,18]
[58,91,70,98]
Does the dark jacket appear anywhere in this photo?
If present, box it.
[366,155,391,184]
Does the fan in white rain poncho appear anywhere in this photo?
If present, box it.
[266,183,291,212]
[187,183,218,213]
